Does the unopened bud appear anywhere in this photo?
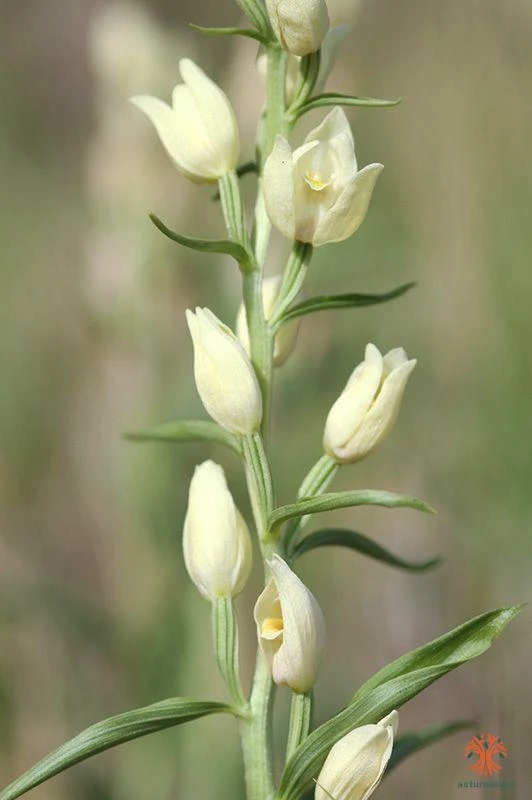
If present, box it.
[183,461,252,600]
[186,307,263,436]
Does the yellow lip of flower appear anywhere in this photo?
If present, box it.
[304,170,332,191]
[254,555,325,693]
[261,616,284,639]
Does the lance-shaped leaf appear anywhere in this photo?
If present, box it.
[292,528,441,573]
[294,92,401,119]
[190,23,268,44]
[277,606,521,800]
[275,283,415,327]
[0,698,238,800]
[150,213,252,268]
[269,490,435,531]
[123,420,242,455]
[387,720,475,773]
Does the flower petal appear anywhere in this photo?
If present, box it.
[313,162,383,245]
[178,58,239,174]
[269,555,325,693]
[263,136,297,240]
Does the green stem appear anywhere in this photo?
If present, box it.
[242,432,275,543]
[270,242,314,327]
[285,691,313,762]
[212,598,247,709]
[239,653,276,800]
[219,170,251,257]
[243,269,274,427]
[262,45,289,165]
[238,41,292,800]
[287,51,322,121]
[285,454,338,555]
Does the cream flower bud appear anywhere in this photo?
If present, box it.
[186,307,263,436]
[254,555,325,693]
[315,711,398,800]
[263,107,383,246]
[131,58,239,182]
[183,461,252,600]
[266,0,330,56]
[236,276,299,367]
[323,344,416,463]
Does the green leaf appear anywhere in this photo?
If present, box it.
[269,490,435,530]
[295,92,401,118]
[277,606,521,800]
[353,605,523,701]
[190,23,268,44]
[0,698,237,800]
[387,720,476,773]
[277,283,416,326]
[123,420,242,455]
[293,528,441,573]
[149,213,252,268]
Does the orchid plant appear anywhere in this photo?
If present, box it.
[0,1,521,800]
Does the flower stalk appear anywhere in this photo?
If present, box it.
[286,691,313,761]
[213,598,248,708]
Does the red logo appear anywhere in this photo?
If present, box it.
[464,733,508,776]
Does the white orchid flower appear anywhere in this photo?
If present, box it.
[323,343,416,463]
[263,107,383,246]
[254,555,325,693]
[131,58,239,182]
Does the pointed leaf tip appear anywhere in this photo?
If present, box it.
[149,213,252,268]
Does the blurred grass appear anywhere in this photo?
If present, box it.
[1,0,531,798]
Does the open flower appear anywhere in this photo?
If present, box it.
[183,461,252,600]
[186,307,262,435]
[131,58,239,182]
[254,555,325,693]
[323,343,416,463]
[266,0,330,57]
[263,107,382,246]
[236,276,299,366]
[315,711,398,800]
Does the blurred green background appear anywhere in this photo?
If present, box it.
[1,0,530,798]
